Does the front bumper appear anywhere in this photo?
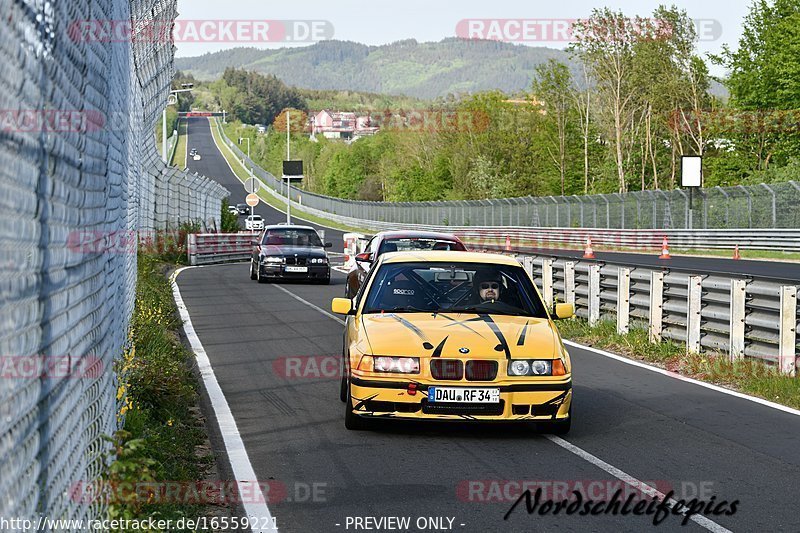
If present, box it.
[259,263,330,280]
[349,376,572,422]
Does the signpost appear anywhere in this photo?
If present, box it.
[681,156,703,229]
[245,177,260,194]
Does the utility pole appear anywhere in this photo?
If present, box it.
[286,110,291,224]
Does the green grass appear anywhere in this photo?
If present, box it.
[105,254,215,530]
[172,119,188,169]
[558,319,800,410]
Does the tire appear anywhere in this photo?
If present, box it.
[250,259,257,280]
[344,376,370,430]
[257,264,268,284]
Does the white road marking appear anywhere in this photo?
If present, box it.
[563,339,800,417]
[545,435,733,533]
[172,267,277,532]
[270,283,345,326]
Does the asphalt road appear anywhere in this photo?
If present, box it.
[177,116,800,532]
[176,264,800,533]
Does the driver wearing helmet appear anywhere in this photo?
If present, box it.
[472,270,504,304]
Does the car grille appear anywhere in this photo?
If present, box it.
[285,257,307,266]
[465,360,498,381]
[430,359,463,380]
[422,400,505,416]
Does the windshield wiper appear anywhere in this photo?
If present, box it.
[449,306,519,316]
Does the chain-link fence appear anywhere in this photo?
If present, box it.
[217,122,800,229]
[0,0,227,528]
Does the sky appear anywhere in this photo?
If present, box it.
[175,0,752,76]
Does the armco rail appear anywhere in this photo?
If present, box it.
[520,254,798,375]
[188,233,258,266]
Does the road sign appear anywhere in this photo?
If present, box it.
[245,177,260,194]
[245,193,260,207]
[283,160,304,176]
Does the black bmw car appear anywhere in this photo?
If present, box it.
[250,225,332,284]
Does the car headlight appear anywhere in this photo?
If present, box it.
[509,360,530,376]
[507,360,561,376]
[372,356,420,374]
[311,258,328,264]
[263,256,283,263]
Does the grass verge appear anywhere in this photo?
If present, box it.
[558,318,800,410]
[103,254,217,530]
[172,119,188,169]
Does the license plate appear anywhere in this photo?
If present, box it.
[428,387,500,403]
[285,266,308,273]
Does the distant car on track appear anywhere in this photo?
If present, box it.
[332,251,575,431]
[227,205,238,215]
[245,215,264,231]
[345,231,467,298]
[235,203,249,215]
[250,225,333,284]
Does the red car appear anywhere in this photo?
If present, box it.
[344,231,467,297]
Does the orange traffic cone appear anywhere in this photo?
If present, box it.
[583,237,596,259]
[505,235,512,251]
[733,244,741,260]
[659,236,671,259]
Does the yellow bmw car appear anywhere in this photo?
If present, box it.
[331,251,574,432]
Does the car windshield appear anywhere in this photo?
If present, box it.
[262,228,323,247]
[362,262,548,317]
[249,216,263,221]
[378,238,465,255]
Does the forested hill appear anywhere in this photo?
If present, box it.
[175,39,577,99]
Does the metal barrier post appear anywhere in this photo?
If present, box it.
[687,276,703,353]
[779,286,797,376]
[589,264,601,326]
[542,259,554,308]
[564,261,576,304]
[649,271,664,342]
[617,267,630,334]
[729,279,746,361]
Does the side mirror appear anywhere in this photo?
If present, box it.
[325,242,333,248]
[331,298,355,315]
[355,252,373,263]
[553,303,575,320]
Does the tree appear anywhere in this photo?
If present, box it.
[712,0,800,171]
[532,60,573,195]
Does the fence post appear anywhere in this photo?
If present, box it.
[564,261,576,305]
[687,276,702,354]
[779,286,797,376]
[617,267,630,334]
[649,271,664,342]
[542,258,554,308]
[729,279,746,361]
[589,264,601,326]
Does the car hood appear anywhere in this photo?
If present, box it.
[360,312,562,360]
[259,245,326,257]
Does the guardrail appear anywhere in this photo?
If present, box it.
[188,233,257,266]
[518,253,798,375]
